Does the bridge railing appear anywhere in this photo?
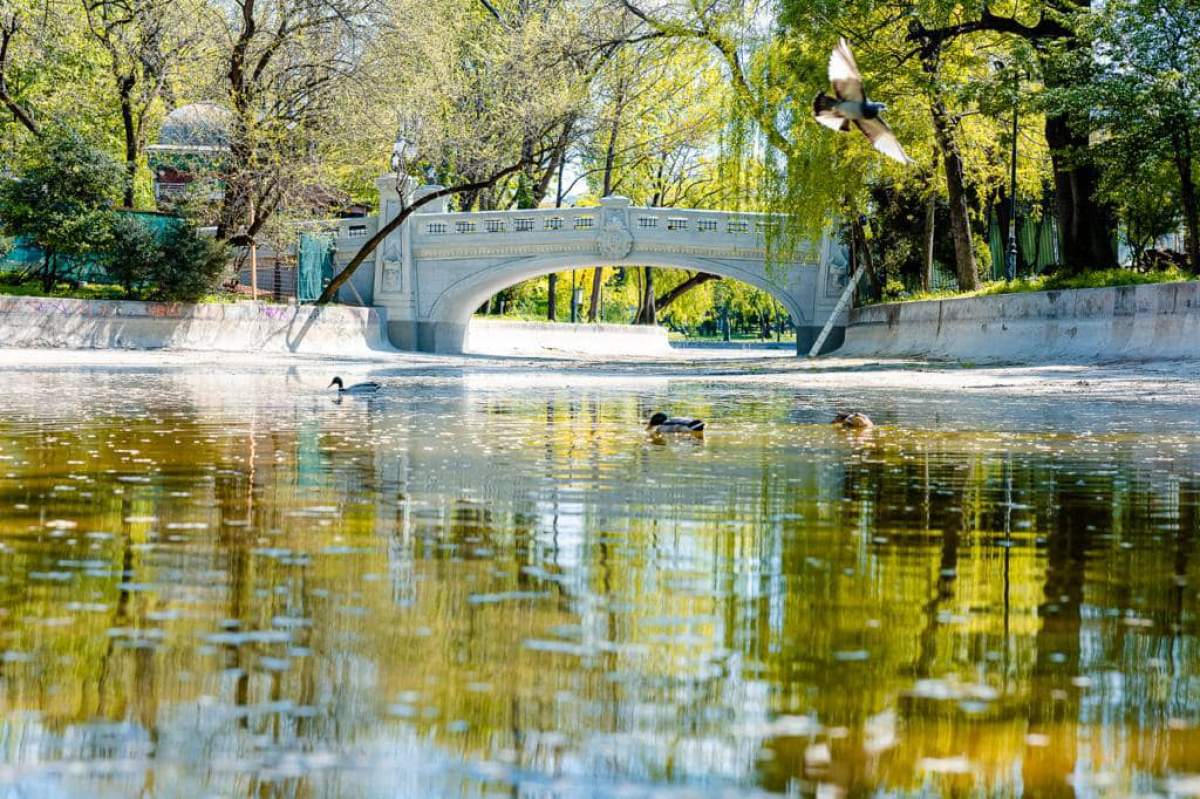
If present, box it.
[409,205,786,252]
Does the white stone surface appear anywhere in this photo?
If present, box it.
[836,281,1200,362]
[464,318,671,357]
[0,295,393,357]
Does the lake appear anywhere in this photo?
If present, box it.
[0,363,1196,797]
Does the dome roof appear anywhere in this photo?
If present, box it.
[156,103,233,148]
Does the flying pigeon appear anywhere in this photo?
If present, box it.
[813,38,913,165]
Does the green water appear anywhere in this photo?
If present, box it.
[0,366,1197,797]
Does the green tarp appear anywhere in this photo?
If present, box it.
[297,232,335,302]
[1,211,181,284]
[988,211,1061,279]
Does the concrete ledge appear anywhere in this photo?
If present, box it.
[464,318,671,356]
[0,295,394,357]
[836,281,1200,362]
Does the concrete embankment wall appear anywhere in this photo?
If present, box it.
[836,281,1200,362]
[465,318,672,357]
[0,295,392,357]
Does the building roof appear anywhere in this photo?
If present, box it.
[155,103,234,149]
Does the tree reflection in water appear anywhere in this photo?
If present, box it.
[0,369,1196,797]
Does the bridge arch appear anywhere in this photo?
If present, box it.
[430,252,811,340]
[355,186,849,355]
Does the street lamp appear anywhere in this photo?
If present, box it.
[996,62,1021,282]
[571,287,583,324]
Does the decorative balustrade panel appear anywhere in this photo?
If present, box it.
[407,206,800,260]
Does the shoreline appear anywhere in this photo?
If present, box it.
[2,346,1197,404]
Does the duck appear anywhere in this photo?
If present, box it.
[647,412,706,435]
[832,412,873,430]
[328,376,381,394]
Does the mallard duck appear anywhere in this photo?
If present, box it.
[832,412,873,430]
[647,412,705,435]
[329,376,381,394]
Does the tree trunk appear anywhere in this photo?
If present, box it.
[655,272,718,314]
[1045,114,1117,271]
[118,79,137,208]
[588,91,626,324]
[317,165,525,304]
[922,191,936,291]
[547,273,557,321]
[635,266,657,324]
[587,267,603,323]
[929,97,979,291]
[1171,128,1200,273]
[41,251,55,293]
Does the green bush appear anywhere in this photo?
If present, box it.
[102,216,231,302]
[0,129,123,291]
[105,215,161,297]
[152,222,230,302]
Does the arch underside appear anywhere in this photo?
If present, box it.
[398,249,820,355]
[427,251,815,325]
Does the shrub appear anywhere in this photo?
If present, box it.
[105,216,160,297]
[152,223,230,302]
[0,129,123,291]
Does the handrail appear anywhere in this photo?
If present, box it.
[411,205,783,242]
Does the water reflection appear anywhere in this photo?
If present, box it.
[0,368,1197,797]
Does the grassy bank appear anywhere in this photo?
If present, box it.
[0,277,259,305]
[891,268,1194,304]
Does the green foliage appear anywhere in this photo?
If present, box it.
[1103,162,1182,265]
[0,275,131,301]
[105,215,161,297]
[103,214,231,302]
[153,223,230,302]
[0,129,123,272]
[1054,0,1200,269]
[893,267,1192,303]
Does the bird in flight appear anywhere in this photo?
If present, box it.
[813,38,913,165]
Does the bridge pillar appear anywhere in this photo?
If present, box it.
[370,175,451,351]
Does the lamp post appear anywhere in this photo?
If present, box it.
[571,287,583,324]
[1003,66,1021,282]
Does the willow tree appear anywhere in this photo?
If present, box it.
[315,0,587,303]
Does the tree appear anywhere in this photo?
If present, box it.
[81,0,203,208]
[905,2,1120,270]
[0,9,40,136]
[153,220,229,300]
[1068,0,1200,271]
[105,213,159,296]
[316,0,586,303]
[207,0,388,246]
[0,129,122,290]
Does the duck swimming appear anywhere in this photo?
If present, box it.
[647,412,705,435]
[832,412,873,430]
[329,376,381,394]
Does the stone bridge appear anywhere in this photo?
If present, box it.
[330,176,851,354]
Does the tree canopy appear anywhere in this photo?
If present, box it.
[0,0,1195,321]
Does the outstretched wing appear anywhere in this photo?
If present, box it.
[815,113,850,132]
[813,93,850,131]
[854,117,913,164]
[828,38,864,103]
